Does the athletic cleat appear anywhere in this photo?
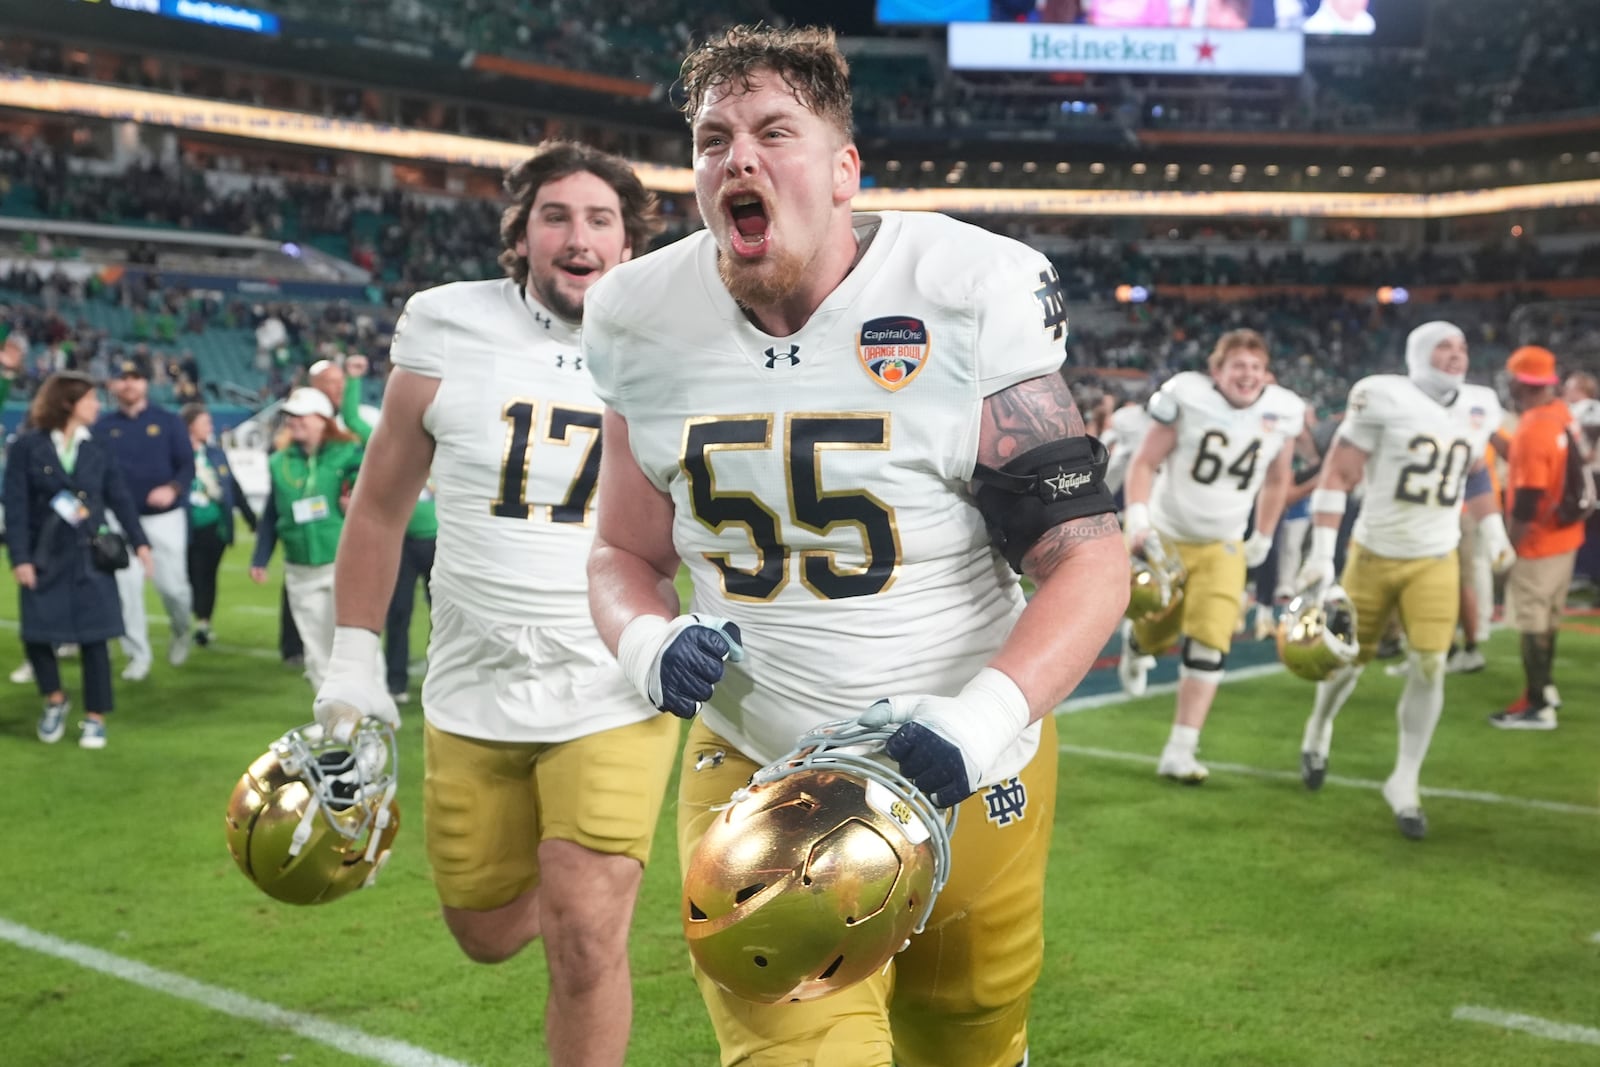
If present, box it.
[1488,696,1558,731]
[1300,751,1327,791]
[1117,622,1155,697]
[1445,648,1486,674]
[10,660,34,684]
[194,624,212,648]
[1393,808,1428,840]
[1382,777,1426,840]
[168,629,192,667]
[1157,746,1209,784]
[37,700,69,744]
[121,660,150,682]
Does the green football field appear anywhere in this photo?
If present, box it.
[4,544,1599,1067]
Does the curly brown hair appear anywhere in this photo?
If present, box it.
[679,24,853,141]
[497,141,663,288]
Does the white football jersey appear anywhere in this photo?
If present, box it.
[1103,402,1152,494]
[1337,375,1503,558]
[1147,372,1306,543]
[584,212,1067,768]
[391,277,651,739]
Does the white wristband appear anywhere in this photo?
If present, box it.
[616,615,672,704]
[962,667,1032,735]
[1310,524,1339,561]
[328,626,381,675]
[1124,502,1151,536]
[1309,489,1348,519]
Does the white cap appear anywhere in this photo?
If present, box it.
[282,387,336,419]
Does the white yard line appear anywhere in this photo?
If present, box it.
[1060,744,1600,816]
[0,918,477,1067]
[1452,1005,1600,1046]
[1059,663,1285,712]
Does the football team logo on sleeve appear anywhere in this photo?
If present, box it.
[1033,268,1068,342]
[857,316,930,392]
[1261,412,1279,434]
[1469,405,1486,429]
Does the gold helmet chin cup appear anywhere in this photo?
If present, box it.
[224,719,400,906]
[1276,584,1361,682]
[682,720,955,1005]
[1127,529,1187,623]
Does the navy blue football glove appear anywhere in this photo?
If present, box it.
[618,614,745,719]
[858,669,1037,809]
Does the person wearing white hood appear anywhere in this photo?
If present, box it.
[1293,321,1516,839]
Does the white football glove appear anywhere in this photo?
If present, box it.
[1477,513,1518,576]
[616,613,745,719]
[1243,531,1274,569]
[313,627,398,743]
[858,668,1036,808]
[1295,525,1339,596]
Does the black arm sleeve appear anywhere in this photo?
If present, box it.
[971,435,1116,573]
[1511,487,1542,523]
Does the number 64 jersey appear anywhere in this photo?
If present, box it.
[1147,371,1306,543]
[583,211,1067,766]
[1337,374,1504,559]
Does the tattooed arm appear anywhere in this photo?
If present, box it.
[978,372,1131,720]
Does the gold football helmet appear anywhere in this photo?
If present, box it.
[1276,584,1361,681]
[683,720,954,1005]
[224,720,399,906]
[1127,530,1186,623]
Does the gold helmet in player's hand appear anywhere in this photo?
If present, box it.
[224,719,400,905]
[1126,530,1186,623]
[682,720,954,1004]
[1276,584,1361,681]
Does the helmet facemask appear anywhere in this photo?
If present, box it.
[225,720,400,906]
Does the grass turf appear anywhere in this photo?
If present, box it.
[3,543,1598,1065]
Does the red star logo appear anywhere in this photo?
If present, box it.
[1195,37,1218,62]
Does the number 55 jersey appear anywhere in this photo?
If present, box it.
[583,211,1068,766]
[1337,374,1503,559]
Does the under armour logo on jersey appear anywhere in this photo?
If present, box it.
[764,344,801,368]
[554,354,583,371]
[982,777,1027,826]
[532,311,552,330]
[1033,268,1068,342]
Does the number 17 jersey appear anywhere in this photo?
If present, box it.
[1337,374,1503,558]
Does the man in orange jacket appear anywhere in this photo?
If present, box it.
[1490,346,1586,729]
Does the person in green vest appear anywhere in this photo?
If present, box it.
[249,387,371,691]
[181,403,258,648]
[340,352,437,704]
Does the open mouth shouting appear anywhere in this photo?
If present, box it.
[557,260,600,281]
[724,192,771,258]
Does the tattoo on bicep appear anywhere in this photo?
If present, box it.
[977,373,1087,468]
[1021,512,1124,579]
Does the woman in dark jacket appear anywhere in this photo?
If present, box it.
[181,403,257,648]
[4,372,152,749]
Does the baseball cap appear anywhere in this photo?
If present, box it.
[1507,346,1559,386]
[116,357,150,379]
[282,387,336,419]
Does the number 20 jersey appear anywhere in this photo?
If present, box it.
[1147,371,1306,543]
[1337,374,1503,558]
[584,211,1067,765]
[390,278,606,629]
